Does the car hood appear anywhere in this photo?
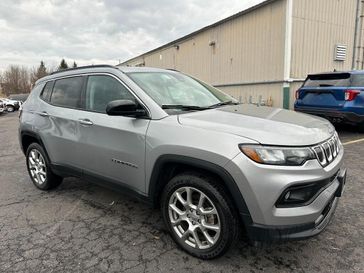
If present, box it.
[178,104,335,146]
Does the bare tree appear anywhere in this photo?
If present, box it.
[0,73,4,97]
[1,65,31,96]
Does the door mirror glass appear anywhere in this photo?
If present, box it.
[106,100,147,117]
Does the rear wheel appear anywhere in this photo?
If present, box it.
[161,172,239,259]
[26,143,63,190]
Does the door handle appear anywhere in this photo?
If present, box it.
[38,111,49,117]
[79,119,93,126]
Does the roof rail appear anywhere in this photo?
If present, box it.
[50,64,117,75]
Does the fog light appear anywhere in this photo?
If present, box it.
[276,179,331,207]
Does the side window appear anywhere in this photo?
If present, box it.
[85,75,135,113]
[40,81,54,102]
[51,77,84,108]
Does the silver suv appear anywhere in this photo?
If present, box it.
[19,65,346,259]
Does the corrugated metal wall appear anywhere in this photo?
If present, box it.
[290,0,358,107]
[123,0,359,109]
[291,0,357,77]
[124,0,287,107]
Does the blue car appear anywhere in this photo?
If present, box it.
[295,71,364,132]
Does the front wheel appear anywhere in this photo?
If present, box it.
[161,172,239,259]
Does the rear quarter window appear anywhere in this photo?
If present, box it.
[50,77,84,108]
[40,81,54,102]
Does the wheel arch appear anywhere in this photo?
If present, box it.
[20,131,50,159]
[148,154,253,227]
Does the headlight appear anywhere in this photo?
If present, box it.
[239,145,316,166]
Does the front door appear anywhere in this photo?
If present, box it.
[77,74,150,193]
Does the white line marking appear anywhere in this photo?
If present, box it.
[342,138,364,146]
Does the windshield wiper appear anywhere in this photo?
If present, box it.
[319,84,334,87]
[208,100,240,108]
[161,104,210,111]
[161,101,239,111]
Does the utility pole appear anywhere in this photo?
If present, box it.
[353,0,362,70]
[360,0,364,69]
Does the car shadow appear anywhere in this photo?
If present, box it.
[334,123,361,133]
[53,177,319,266]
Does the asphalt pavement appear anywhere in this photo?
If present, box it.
[0,112,363,273]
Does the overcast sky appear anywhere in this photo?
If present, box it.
[0,0,264,72]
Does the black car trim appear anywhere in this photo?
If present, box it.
[148,154,253,224]
[20,131,50,158]
[50,163,151,205]
[246,196,339,243]
[275,171,339,208]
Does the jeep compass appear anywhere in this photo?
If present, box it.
[19,65,346,259]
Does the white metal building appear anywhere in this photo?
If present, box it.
[119,0,362,109]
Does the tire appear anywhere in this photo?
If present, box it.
[161,172,239,259]
[26,143,63,190]
[6,105,14,112]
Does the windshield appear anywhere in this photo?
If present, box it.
[127,72,236,109]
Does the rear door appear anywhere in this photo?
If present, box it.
[42,76,85,169]
[296,73,350,109]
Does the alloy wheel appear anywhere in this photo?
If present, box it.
[28,149,47,185]
[168,186,221,249]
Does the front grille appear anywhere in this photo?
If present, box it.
[312,134,341,167]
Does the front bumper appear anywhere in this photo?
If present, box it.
[245,168,346,242]
[225,142,345,242]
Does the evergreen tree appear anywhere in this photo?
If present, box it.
[72,61,77,68]
[37,61,47,77]
[30,61,48,86]
[58,59,69,70]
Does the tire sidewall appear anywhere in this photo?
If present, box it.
[161,173,236,259]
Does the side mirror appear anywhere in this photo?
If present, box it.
[106,100,147,118]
